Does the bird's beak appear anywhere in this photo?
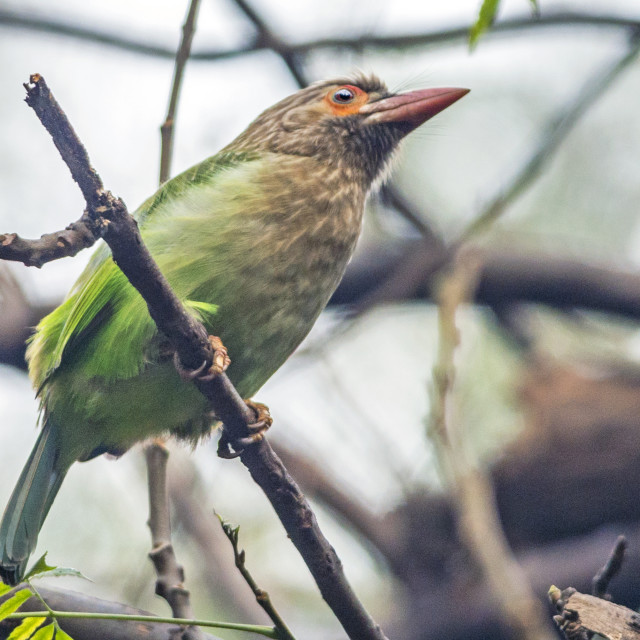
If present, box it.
[360,87,469,131]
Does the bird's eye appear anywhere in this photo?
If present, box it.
[332,88,356,104]
[324,84,367,113]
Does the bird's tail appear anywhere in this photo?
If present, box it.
[0,419,66,585]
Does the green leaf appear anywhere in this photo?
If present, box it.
[6,616,46,640]
[469,0,500,49]
[0,590,32,621]
[25,555,90,582]
[30,623,55,640]
[0,583,13,597]
[52,628,74,640]
[31,568,89,582]
[24,555,56,581]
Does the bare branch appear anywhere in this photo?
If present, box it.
[8,74,388,640]
[230,0,306,87]
[0,215,97,267]
[330,235,640,327]
[146,442,202,640]
[550,586,640,639]
[218,518,296,640]
[159,0,201,184]
[592,536,627,600]
[167,454,270,622]
[2,8,640,61]
[23,75,105,207]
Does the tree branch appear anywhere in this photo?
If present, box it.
[159,0,201,184]
[550,586,640,639]
[2,8,640,61]
[592,535,627,599]
[0,215,98,268]
[229,0,307,87]
[146,442,202,640]
[3,74,388,640]
[218,518,295,640]
[329,238,640,321]
[167,451,271,623]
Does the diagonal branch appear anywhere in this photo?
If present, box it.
[218,518,296,640]
[4,74,388,640]
[229,0,306,87]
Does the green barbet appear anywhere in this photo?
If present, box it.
[0,75,467,584]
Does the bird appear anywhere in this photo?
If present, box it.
[0,74,468,585]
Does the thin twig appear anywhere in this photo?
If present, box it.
[218,517,296,640]
[146,442,202,640]
[211,0,307,86]
[592,535,627,599]
[379,184,445,247]
[0,215,98,267]
[4,610,278,638]
[167,454,269,622]
[11,74,388,640]
[159,0,201,184]
[428,252,556,640]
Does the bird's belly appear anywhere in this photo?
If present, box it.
[212,256,345,397]
[45,363,209,462]
[187,209,360,397]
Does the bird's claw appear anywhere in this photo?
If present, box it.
[217,400,272,459]
[173,335,231,383]
[173,354,208,382]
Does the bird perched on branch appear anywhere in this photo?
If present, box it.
[0,74,467,585]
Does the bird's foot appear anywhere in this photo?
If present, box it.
[173,335,231,383]
[217,400,272,459]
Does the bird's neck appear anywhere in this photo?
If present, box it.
[269,153,369,242]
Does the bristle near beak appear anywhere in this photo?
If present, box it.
[360,87,469,131]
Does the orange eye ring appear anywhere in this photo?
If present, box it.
[325,85,368,114]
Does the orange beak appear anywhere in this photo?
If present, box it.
[360,87,469,131]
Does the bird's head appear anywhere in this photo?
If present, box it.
[227,74,468,184]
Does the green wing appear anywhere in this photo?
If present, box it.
[27,152,251,391]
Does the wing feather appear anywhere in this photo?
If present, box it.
[27,152,250,390]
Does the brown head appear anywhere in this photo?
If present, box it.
[226,74,468,184]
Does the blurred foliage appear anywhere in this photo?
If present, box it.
[469,0,539,49]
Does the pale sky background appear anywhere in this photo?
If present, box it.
[1,0,640,636]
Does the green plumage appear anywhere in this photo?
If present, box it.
[0,74,467,585]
